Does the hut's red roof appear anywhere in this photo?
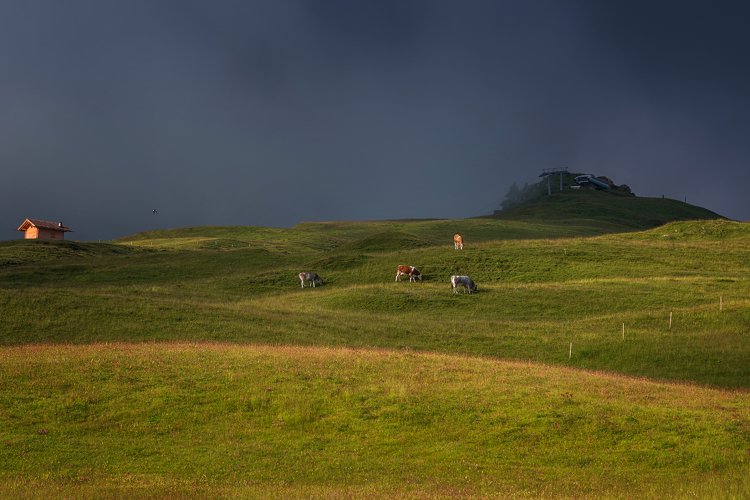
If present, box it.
[17,218,72,232]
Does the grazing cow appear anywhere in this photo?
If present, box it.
[395,265,422,282]
[451,275,477,294]
[299,272,323,288]
[453,233,464,250]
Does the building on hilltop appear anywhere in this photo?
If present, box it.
[17,218,72,240]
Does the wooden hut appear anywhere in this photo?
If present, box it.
[17,218,72,241]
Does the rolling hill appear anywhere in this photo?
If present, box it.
[0,195,748,497]
[493,188,724,230]
[493,171,725,230]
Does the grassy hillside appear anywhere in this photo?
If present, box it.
[1,211,748,497]
[493,188,725,230]
[1,219,747,385]
[115,217,618,254]
[116,188,727,253]
[1,344,747,498]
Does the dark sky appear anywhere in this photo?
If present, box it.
[2,0,749,241]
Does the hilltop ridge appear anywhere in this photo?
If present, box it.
[107,179,727,247]
[108,173,726,245]
[492,172,724,230]
[491,189,724,229]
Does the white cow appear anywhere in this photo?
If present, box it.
[299,272,323,288]
[451,275,477,294]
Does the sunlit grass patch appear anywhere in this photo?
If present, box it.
[1,216,749,496]
[0,343,748,497]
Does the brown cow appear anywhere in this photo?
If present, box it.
[395,265,422,282]
[453,233,464,250]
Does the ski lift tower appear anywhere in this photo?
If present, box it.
[539,167,568,195]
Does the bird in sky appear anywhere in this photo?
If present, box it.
[152,209,158,215]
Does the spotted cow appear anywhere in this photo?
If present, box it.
[395,265,422,282]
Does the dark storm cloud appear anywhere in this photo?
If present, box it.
[2,0,749,240]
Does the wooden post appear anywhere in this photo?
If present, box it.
[569,342,572,360]
[669,311,673,329]
[622,323,625,340]
[720,295,723,311]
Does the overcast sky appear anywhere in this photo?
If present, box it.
[2,0,749,241]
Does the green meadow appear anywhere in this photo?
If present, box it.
[0,191,748,497]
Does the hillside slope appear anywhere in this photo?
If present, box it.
[1,218,748,497]
[115,185,725,252]
[492,189,725,230]
[114,217,614,254]
[1,343,747,498]
[1,219,748,387]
